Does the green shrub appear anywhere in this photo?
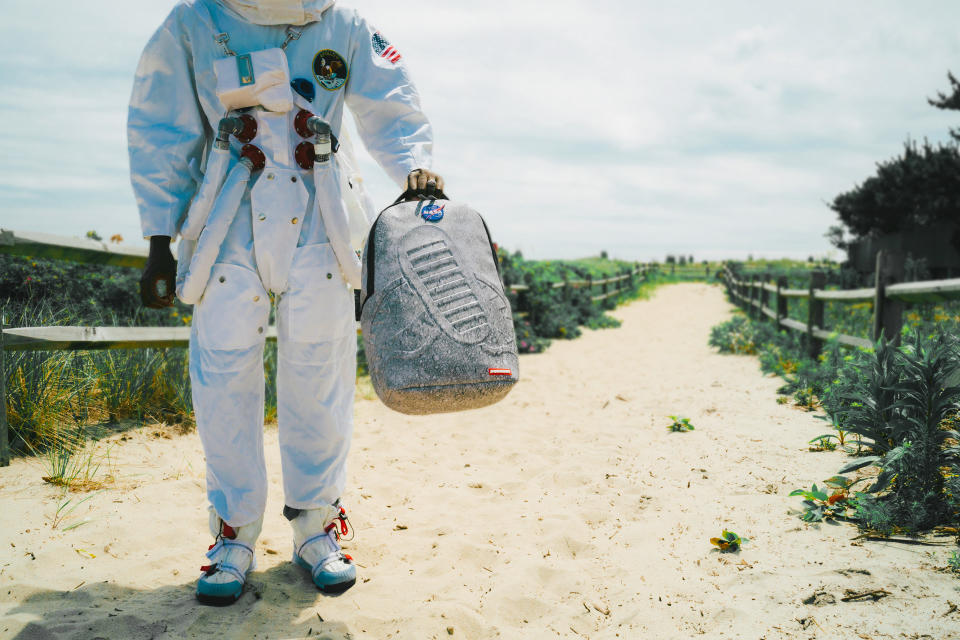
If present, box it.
[836,331,960,533]
[708,315,761,355]
[498,249,643,348]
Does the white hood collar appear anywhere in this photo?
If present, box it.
[215,0,336,26]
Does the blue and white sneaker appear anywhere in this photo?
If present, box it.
[196,510,262,606]
[289,502,356,594]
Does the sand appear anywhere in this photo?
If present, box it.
[2,282,959,640]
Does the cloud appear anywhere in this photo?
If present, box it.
[1,0,959,261]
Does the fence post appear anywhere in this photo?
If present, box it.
[807,271,826,358]
[1,313,9,467]
[760,272,771,320]
[873,250,905,344]
[748,275,758,318]
[776,276,788,330]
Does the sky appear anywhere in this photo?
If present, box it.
[1,1,959,262]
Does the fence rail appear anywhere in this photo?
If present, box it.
[722,250,960,358]
[0,228,716,466]
[1,229,148,268]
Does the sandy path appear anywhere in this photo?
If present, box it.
[2,283,959,639]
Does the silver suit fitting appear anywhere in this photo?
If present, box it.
[305,116,332,163]
[214,32,237,57]
[281,26,303,50]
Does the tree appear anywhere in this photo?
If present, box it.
[665,255,676,264]
[829,139,960,238]
[827,72,960,241]
[824,224,847,250]
[928,71,960,141]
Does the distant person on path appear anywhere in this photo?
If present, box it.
[128,0,443,605]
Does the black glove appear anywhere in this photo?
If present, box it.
[140,235,177,308]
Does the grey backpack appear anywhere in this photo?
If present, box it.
[359,194,519,414]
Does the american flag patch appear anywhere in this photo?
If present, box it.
[371,30,401,64]
[488,368,512,376]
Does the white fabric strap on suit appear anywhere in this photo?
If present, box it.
[177,159,253,304]
[313,157,362,288]
[296,530,343,576]
[204,538,256,584]
[198,0,304,56]
[180,147,231,242]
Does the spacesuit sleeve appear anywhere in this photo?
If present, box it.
[344,15,434,188]
[128,9,209,239]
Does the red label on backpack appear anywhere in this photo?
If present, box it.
[488,368,512,376]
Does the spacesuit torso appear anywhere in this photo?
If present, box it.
[129,0,432,298]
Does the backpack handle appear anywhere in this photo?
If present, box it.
[392,187,450,205]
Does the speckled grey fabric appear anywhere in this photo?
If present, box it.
[360,199,519,414]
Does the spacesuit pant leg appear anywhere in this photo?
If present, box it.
[189,262,273,527]
[275,243,357,509]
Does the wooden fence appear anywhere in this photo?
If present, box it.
[723,249,960,356]
[0,229,713,465]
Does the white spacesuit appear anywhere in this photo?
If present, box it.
[128,0,434,604]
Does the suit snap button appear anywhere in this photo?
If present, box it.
[326,273,332,279]
[291,217,299,224]
[291,176,298,183]
[219,276,226,283]
[253,295,260,302]
[258,213,266,221]
[258,326,264,334]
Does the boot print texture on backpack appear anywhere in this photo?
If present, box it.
[360,198,519,414]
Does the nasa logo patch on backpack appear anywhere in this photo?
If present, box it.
[421,203,445,221]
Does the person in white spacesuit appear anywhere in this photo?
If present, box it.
[129,0,443,605]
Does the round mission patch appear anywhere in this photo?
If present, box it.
[312,49,349,91]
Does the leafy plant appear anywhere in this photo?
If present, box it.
[789,479,855,522]
[667,415,695,432]
[708,315,759,355]
[710,529,747,552]
[808,423,855,453]
[835,332,960,533]
[827,338,902,455]
[948,550,960,575]
[808,435,837,451]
